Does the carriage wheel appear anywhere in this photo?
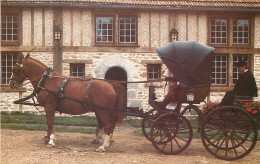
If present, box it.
[142,109,160,141]
[181,105,203,133]
[181,104,202,117]
[150,112,193,155]
[200,106,258,161]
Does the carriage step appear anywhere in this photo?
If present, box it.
[125,107,143,117]
[234,96,253,102]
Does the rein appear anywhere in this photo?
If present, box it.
[19,76,42,87]
[13,67,54,106]
[43,74,165,84]
[13,67,167,114]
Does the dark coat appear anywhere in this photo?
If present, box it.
[220,70,258,106]
[233,70,258,97]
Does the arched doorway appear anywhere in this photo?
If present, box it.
[105,67,127,104]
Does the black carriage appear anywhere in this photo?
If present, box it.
[11,40,258,160]
[140,41,258,161]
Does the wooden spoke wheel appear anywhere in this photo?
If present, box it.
[181,104,203,132]
[150,112,193,155]
[200,106,258,161]
[181,104,202,117]
[142,109,160,141]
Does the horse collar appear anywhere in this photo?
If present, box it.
[36,67,54,91]
[44,67,54,75]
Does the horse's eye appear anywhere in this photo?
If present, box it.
[12,69,19,73]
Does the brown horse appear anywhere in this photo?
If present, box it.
[9,53,126,152]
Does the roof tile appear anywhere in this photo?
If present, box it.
[1,0,260,8]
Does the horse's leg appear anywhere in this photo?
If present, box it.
[108,115,118,144]
[95,111,114,152]
[92,114,103,144]
[96,133,112,152]
[45,107,56,147]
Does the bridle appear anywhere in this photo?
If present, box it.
[10,61,28,88]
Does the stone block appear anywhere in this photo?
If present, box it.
[127,90,137,99]
[128,100,143,109]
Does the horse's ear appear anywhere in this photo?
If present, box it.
[18,53,24,63]
[25,53,30,59]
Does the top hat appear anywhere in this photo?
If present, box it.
[236,61,247,67]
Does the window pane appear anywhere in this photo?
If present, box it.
[212,55,227,85]
[147,64,161,80]
[232,54,250,84]
[96,17,113,43]
[119,17,136,43]
[1,15,19,41]
[70,63,85,77]
[233,19,249,44]
[210,19,227,44]
[1,52,18,85]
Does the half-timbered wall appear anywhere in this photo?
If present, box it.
[1,7,260,113]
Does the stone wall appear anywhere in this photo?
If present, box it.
[1,52,53,113]
[63,52,169,112]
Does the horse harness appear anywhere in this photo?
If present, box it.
[55,78,93,114]
[14,67,95,114]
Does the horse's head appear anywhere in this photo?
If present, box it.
[9,53,30,89]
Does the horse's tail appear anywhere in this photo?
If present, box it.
[112,83,127,123]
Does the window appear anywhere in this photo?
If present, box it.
[210,19,227,44]
[209,15,253,89]
[212,55,228,85]
[232,54,250,84]
[96,17,113,43]
[119,17,136,43]
[70,64,85,77]
[1,52,18,85]
[212,54,252,86]
[1,8,21,45]
[233,20,249,44]
[147,64,161,80]
[1,14,19,43]
[1,15,18,42]
[95,14,137,45]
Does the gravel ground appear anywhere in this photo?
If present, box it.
[1,123,260,164]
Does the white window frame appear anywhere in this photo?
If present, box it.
[212,55,228,85]
[233,19,249,45]
[1,52,18,85]
[119,17,137,43]
[210,19,227,44]
[70,63,85,77]
[147,64,161,80]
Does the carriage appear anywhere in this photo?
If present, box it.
[10,41,258,160]
[136,41,259,161]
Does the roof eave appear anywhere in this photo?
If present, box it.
[1,2,260,12]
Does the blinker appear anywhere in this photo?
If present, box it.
[12,64,23,73]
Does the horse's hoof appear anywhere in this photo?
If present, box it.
[42,136,49,144]
[46,144,55,148]
[95,146,105,152]
[109,140,115,146]
[110,139,115,143]
[92,139,100,144]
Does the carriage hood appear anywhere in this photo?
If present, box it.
[156,41,215,87]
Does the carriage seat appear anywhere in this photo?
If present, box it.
[234,95,253,102]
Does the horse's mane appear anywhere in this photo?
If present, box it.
[28,57,47,68]
[26,56,63,77]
